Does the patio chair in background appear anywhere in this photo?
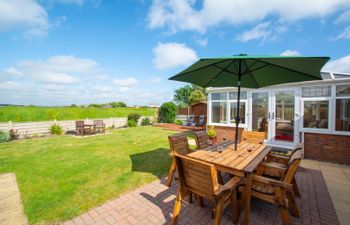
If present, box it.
[166,134,193,187]
[182,114,196,127]
[171,153,242,225]
[93,120,105,134]
[197,115,206,127]
[75,120,89,136]
[244,150,302,225]
[194,130,210,149]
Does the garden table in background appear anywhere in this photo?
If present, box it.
[187,142,272,225]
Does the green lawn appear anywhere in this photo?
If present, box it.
[0,126,174,225]
[0,106,156,122]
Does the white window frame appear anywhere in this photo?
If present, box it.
[301,97,330,132]
[334,83,350,134]
[300,84,331,132]
[228,99,248,128]
[209,91,228,125]
[208,91,247,128]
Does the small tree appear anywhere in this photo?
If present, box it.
[159,102,177,123]
[189,89,206,105]
[50,124,63,135]
[127,113,141,127]
[174,84,206,107]
[110,101,127,108]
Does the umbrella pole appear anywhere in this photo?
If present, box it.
[235,60,242,150]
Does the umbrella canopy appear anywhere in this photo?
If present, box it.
[169,55,330,149]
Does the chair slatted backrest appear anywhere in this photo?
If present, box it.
[241,131,265,144]
[198,115,205,126]
[76,120,84,127]
[174,154,218,199]
[168,134,191,155]
[194,131,210,149]
[93,120,104,126]
[283,150,302,184]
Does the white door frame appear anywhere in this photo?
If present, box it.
[268,87,300,148]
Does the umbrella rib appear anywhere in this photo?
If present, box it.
[203,61,236,87]
[242,60,259,88]
[212,64,239,75]
[254,58,322,80]
[170,59,233,79]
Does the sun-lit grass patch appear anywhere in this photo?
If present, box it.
[0,126,174,224]
[0,106,156,122]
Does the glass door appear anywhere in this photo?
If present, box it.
[251,92,270,140]
[272,90,297,143]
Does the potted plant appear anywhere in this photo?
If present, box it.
[207,125,217,145]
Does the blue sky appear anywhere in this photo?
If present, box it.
[1,0,350,106]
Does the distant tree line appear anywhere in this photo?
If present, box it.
[70,101,127,108]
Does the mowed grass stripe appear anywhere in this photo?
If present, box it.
[0,126,175,224]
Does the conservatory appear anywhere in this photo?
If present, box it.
[206,72,350,164]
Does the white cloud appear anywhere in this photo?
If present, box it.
[334,9,350,24]
[4,55,100,84]
[148,0,350,33]
[150,76,162,84]
[113,77,138,87]
[0,81,24,90]
[20,55,99,74]
[237,21,288,42]
[153,42,198,70]
[335,26,350,40]
[237,22,271,42]
[280,50,301,56]
[322,55,350,73]
[0,0,49,37]
[3,67,23,76]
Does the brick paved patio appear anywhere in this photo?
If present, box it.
[62,167,339,225]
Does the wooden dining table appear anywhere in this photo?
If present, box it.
[187,141,272,225]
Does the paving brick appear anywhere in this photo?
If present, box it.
[61,167,341,225]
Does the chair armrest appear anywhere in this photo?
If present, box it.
[215,176,241,195]
[256,161,286,176]
[252,175,292,190]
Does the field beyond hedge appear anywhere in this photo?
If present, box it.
[0,106,157,122]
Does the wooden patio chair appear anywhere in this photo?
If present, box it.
[242,150,302,225]
[194,130,210,149]
[171,153,242,225]
[166,134,193,187]
[75,120,89,136]
[262,143,303,197]
[241,131,265,144]
[266,143,303,165]
[93,120,105,134]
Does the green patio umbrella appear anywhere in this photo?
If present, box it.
[169,54,330,150]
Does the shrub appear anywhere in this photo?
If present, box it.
[175,120,183,125]
[0,130,10,143]
[207,125,217,138]
[141,117,151,126]
[159,102,177,123]
[127,113,141,127]
[9,129,19,140]
[127,113,141,122]
[50,124,63,135]
[127,119,137,127]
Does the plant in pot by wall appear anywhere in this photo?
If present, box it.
[207,125,217,144]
